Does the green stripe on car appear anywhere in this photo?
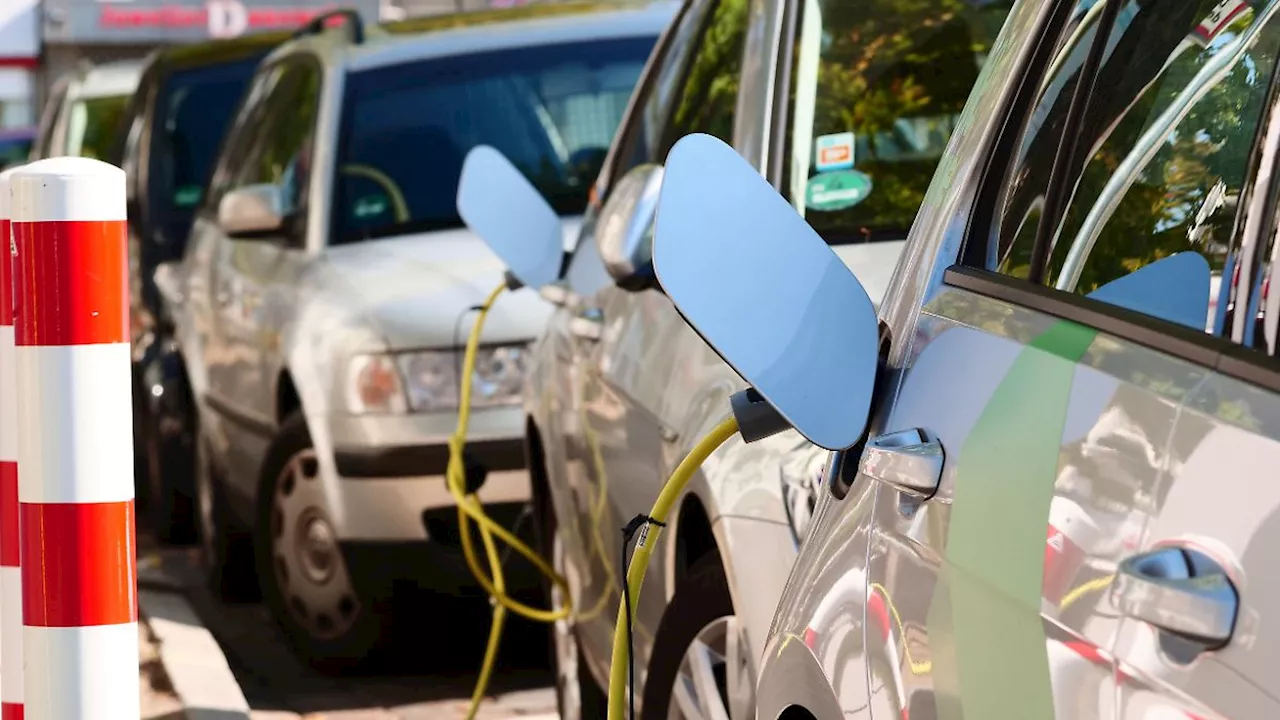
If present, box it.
[928,320,1097,720]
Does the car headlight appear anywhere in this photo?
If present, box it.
[345,346,528,414]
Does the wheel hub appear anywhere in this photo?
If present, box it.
[298,513,337,584]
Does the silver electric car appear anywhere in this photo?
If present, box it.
[155,3,671,669]
[459,0,1017,715]
[655,0,1280,716]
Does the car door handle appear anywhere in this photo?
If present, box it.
[858,428,943,498]
[1112,546,1238,646]
[570,307,603,341]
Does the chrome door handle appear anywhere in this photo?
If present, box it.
[1112,547,1238,646]
[570,307,603,341]
[858,428,943,498]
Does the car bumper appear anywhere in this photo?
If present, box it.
[327,405,531,543]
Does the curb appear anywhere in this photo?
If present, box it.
[139,588,252,720]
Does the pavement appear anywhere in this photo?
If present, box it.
[137,531,560,720]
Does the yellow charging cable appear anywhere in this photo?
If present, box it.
[446,281,573,720]
[606,415,740,720]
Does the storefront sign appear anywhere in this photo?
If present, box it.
[43,0,380,44]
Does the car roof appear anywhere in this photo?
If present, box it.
[271,0,676,74]
[67,59,145,100]
[144,30,290,75]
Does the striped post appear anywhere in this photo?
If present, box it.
[10,158,139,719]
[0,165,21,720]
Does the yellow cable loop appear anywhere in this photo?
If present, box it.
[606,415,740,720]
[446,281,572,720]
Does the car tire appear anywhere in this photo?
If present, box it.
[640,552,753,720]
[539,487,607,720]
[256,410,387,674]
[194,430,259,601]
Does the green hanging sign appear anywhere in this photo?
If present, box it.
[805,170,873,212]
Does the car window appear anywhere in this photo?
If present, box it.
[985,0,1280,338]
[230,59,321,242]
[64,94,130,160]
[203,67,281,214]
[606,0,748,189]
[148,57,263,249]
[779,0,1015,245]
[330,36,655,245]
[0,135,31,171]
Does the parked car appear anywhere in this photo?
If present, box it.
[466,0,1016,715]
[111,31,292,544]
[155,3,672,669]
[654,0,1280,716]
[29,59,143,161]
[0,127,34,171]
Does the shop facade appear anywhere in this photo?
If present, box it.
[0,0,41,129]
[37,0,381,108]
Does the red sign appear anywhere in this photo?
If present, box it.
[99,2,346,37]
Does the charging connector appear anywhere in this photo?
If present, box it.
[729,387,790,443]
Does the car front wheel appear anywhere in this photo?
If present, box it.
[256,411,387,673]
[641,553,754,720]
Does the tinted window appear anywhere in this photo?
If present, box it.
[992,0,1280,337]
[64,95,130,160]
[780,0,1014,244]
[606,0,747,189]
[331,36,655,245]
[148,57,263,248]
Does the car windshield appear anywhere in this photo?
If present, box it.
[148,57,263,249]
[780,0,1015,244]
[64,95,130,160]
[332,35,656,244]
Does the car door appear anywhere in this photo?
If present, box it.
[205,56,321,505]
[567,0,756,675]
[861,0,1280,718]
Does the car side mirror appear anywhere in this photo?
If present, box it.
[457,145,563,290]
[218,183,286,239]
[595,163,662,292]
[653,134,879,451]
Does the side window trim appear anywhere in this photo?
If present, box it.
[942,265,1280,390]
[764,0,798,192]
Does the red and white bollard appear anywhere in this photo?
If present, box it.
[0,165,23,720]
[10,158,139,719]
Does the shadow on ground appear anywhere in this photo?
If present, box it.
[138,526,556,718]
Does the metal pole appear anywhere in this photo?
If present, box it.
[10,158,139,720]
[0,165,22,720]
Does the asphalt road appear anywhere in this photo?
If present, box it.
[139,533,559,720]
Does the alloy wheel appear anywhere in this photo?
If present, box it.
[270,448,360,640]
[668,616,754,720]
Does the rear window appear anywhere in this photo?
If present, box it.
[65,95,130,160]
[147,57,262,248]
[332,36,656,245]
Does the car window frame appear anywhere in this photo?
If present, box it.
[944,0,1280,394]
